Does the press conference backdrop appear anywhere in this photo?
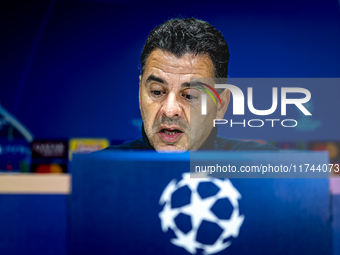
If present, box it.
[0,1,340,255]
[1,0,340,142]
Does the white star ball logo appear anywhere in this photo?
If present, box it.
[159,173,244,255]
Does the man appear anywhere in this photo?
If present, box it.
[108,18,276,151]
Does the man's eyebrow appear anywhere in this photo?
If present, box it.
[181,81,205,89]
[145,76,206,89]
[145,75,167,85]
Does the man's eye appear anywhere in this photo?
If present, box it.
[183,94,199,101]
[151,90,165,96]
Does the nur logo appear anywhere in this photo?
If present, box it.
[198,82,312,128]
[199,83,311,116]
[197,82,223,115]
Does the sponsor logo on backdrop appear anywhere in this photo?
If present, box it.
[0,144,29,156]
[159,173,244,255]
[31,163,67,173]
[0,141,30,172]
[31,140,68,158]
[69,138,110,160]
[308,142,340,167]
[30,140,68,173]
[0,105,32,172]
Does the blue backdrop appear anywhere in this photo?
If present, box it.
[1,0,340,141]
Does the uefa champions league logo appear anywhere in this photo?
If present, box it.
[159,173,244,255]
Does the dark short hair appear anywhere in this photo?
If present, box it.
[140,18,230,79]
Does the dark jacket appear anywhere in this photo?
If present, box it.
[105,125,278,151]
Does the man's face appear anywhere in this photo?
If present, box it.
[139,49,228,152]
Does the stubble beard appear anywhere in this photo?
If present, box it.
[142,112,191,151]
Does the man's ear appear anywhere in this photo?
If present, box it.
[216,89,230,119]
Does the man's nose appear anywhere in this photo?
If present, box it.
[161,92,182,117]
